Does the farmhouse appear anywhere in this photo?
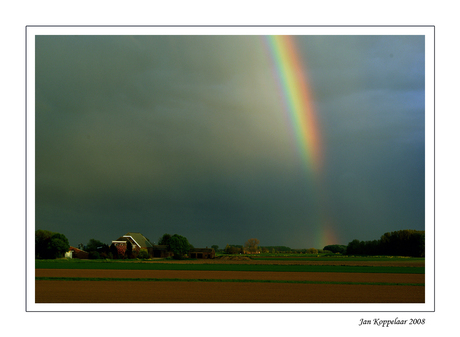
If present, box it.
[112,232,153,250]
[66,246,89,259]
[189,247,215,259]
[111,232,174,258]
[111,232,152,256]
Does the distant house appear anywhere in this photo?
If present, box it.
[189,247,215,259]
[66,246,89,259]
[111,232,174,258]
[111,232,153,257]
[112,232,153,250]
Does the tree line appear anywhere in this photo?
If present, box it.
[223,244,332,255]
[36,228,425,259]
[224,239,329,255]
[222,230,424,257]
[35,230,193,260]
[345,229,425,257]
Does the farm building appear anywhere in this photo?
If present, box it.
[189,247,215,259]
[111,232,154,258]
[111,233,174,258]
[151,245,173,258]
[112,232,153,250]
[66,246,89,259]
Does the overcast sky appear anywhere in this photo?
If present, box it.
[34,34,425,249]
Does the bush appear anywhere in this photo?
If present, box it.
[138,249,149,259]
[88,251,100,259]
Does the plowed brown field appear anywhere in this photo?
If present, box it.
[35,280,424,303]
[35,268,424,303]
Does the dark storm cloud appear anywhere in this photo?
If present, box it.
[301,36,424,98]
[35,35,425,248]
[296,36,425,242]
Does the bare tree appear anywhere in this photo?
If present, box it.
[244,238,260,253]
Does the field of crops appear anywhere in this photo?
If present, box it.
[35,256,425,303]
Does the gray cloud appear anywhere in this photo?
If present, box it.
[35,35,425,248]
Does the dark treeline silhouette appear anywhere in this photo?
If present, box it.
[224,244,294,254]
[36,228,425,260]
[323,244,347,254]
[346,229,425,257]
[35,229,70,259]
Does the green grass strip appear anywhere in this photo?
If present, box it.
[35,276,424,286]
[250,257,425,262]
[35,260,424,274]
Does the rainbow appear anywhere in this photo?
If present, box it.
[263,35,323,175]
[264,35,340,248]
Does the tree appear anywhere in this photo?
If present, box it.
[211,245,219,252]
[48,233,70,258]
[169,234,191,259]
[35,230,70,259]
[380,230,425,257]
[346,239,362,255]
[86,239,106,252]
[224,244,241,254]
[158,233,172,246]
[109,243,120,259]
[323,245,347,254]
[86,239,110,259]
[244,238,260,253]
[35,229,55,258]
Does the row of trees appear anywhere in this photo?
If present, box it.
[223,239,325,255]
[221,230,424,257]
[158,233,191,259]
[36,229,425,259]
[224,238,261,254]
[35,230,70,259]
[223,244,332,255]
[346,230,425,257]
